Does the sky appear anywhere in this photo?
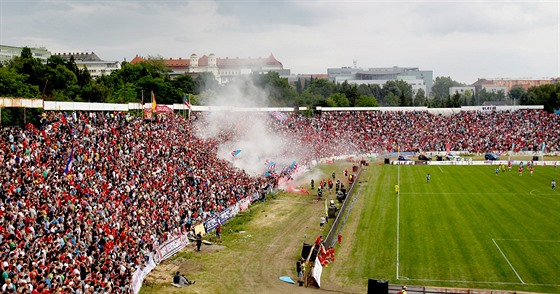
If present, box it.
[0,0,558,84]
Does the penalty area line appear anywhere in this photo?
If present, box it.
[492,238,525,284]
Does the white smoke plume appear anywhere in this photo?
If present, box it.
[193,76,307,177]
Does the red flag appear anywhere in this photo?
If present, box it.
[183,95,192,110]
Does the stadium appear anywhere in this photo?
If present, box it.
[1,101,559,294]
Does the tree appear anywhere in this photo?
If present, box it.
[328,93,350,107]
[414,89,426,106]
[525,83,560,112]
[195,72,219,94]
[356,84,372,96]
[171,75,196,96]
[306,79,336,98]
[0,67,40,97]
[385,92,399,106]
[431,76,465,101]
[20,47,33,59]
[509,86,526,105]
[395,80,413,106]
[449,92,462,107]
[253,72,298,106]
[380,81,401,106]
[355,95,378,107]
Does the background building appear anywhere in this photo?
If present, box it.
[0,45,51,64]
[328,65,433,97]
[131,53,289,84]
[54,52,121,78]
[472,78,558,92]
[449,86,476,96]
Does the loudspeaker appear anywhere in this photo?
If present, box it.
[301,243,312,259]
[367,279,388,294]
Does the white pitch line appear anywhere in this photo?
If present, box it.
[396,163,400,280]
[492,238,525,284]
[402,277,560,287]
[438,166,444,173]
[400,192,518,195]
[493,239,560,242]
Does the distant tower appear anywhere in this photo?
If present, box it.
[353,60,357,69]
[208,53,217,68]
[190,54,199,72]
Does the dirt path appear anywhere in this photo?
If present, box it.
[142,165,363,294]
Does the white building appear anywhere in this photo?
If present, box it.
[131,53,288,85]
[328,66,433,97]
[54,52,121,78]
[449,86,476,96]
[0,45,51,64]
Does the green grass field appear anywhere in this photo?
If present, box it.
[340,163,560,293]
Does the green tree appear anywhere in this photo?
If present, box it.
[449,92,462,107]
[0,67,40,97]
[195,72,219,94]
[306,79,336,98]
[380,81,401,106]
[253,72,297,106]
[356,84,372,96]
[328,93,350,107]
[355,95,379,107]
[395,80,413,106]
[385,92,399,106]
[431,76,465,101]
[297,91,325,107]
[509,85,526,105]
[171,75,196,96]
[413,89,426,106]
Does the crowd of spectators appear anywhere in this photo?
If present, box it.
[1,111,270,293]
[271,110,560,158]
[1,108,559,293]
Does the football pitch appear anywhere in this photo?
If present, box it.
[339,163,560,293]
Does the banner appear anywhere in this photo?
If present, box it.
[251,191,261,203]
[204,216,220,232]
[238,198,250,211]
[131,231,189,293]
[154,233,189,262]
[130,253,156,294]
[312,257,323,287]
[144,108,153,119]
[218,207,234,224]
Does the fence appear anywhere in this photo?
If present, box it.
[324,164,364,248]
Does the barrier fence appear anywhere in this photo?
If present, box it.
[324,164,364,248]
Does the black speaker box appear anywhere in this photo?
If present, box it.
[367,279,388,294]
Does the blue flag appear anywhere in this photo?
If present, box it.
[64,148,74,174]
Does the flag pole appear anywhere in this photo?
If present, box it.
[188,94,192,119]
[141,90,144,119]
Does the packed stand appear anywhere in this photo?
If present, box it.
[268,110,560,157]
[0,112,271,293]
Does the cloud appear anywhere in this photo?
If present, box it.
[1,0,558,84]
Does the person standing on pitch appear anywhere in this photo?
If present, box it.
[552,179,556,190]
[426,173,431,183]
